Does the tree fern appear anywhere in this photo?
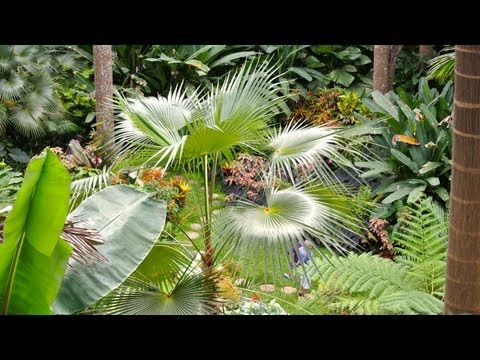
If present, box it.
[308,252,443,315]
[392,198,447,297]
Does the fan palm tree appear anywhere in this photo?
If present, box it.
[0,45,77,139]
[111,60,371,276]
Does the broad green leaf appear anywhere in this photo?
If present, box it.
[407,185,426,204]
[391,149,419,173]
[356,161,393,170]
[371,91,399,121]
[419,104,440,136]
[306,56,325,69]
[209,51,259,69]
[342,65,357,73]
[85,112,96,124]
[187,45,223,60]
[434,187,449,202]
[355,54,371,66]
[53,185,167,314]
[289,67,313,81]
[1,149,72,314]
[329,69,355,87]
[8,148,30,163]
[426,177,440,186]
[0,240,71,314]
[25,151,71,255]
[382,185,416,204]
[4,149,70,256]
[184,59,210,73]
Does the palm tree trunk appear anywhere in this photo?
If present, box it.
[93,45,114,151]
[373,45,402,93]
[445,45,480,314]
[202,155,215,268]
[419,45,434,69]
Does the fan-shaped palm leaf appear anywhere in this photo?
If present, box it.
[0,104,8,132]
[69,166,112,211]
[213,183,362,280]
[0,72,25,101]
[265,121,372,189]
[0,45,77,139]
[88,245,221,315]
[112,61,287,169]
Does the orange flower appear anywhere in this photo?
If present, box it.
[251,293,261,302]
[141,168,165,183]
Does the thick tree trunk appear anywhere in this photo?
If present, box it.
[445,45,480,314]
[420,45,434,59]
[419,45,434,69]
[373,45,403,93]
[93,45,114,149]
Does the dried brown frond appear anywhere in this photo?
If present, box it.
[61,218,107,268]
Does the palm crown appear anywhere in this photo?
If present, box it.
[112,60,370,276]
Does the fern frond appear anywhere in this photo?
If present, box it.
[392,198,447,297]
[309,252,443,315]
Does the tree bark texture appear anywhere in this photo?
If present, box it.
[419,45,434,59]
[419,45,434,69]
[445,45,480,314]
[373,45,403,93]
[93,45,114,146]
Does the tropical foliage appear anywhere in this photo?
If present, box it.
[0,45,78,139]
[357,78,453,216]
[427,46,455,84]
[0,149,72,314]
[305,198,447,315]
[53,185,167,314]
[112,60,372,278]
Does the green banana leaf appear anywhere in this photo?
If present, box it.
[1,149,72,314]
[53,185,167,314]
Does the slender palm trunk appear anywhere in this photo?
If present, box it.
[202,155,215,268]
[445,45,480,314]
[93,45,114,152]
[373,45,402,93]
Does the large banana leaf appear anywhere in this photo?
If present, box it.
[0,149,72,314]
[53,185,167,314]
